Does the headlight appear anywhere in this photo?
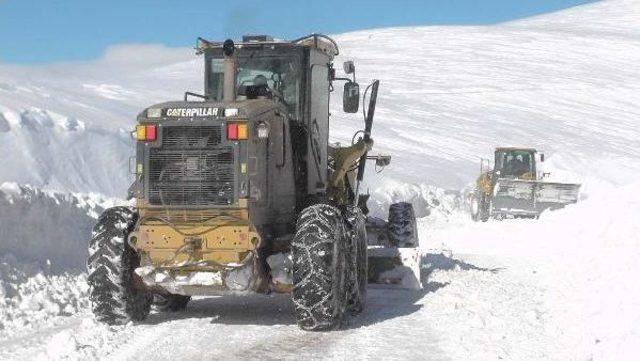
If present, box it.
[147,108,162,118]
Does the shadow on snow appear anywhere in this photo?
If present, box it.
[141,253,500,328]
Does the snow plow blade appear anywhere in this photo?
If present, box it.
[365,202,422,290]
[368,247,422,289]
[493,179,581,217]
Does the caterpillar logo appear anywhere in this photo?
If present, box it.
[165,107,220,117]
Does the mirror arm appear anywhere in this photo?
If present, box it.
[333,77,353,83]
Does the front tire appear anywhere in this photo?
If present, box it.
[291,204,348,331]
[87,207,151,325]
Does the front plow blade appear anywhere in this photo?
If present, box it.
[368,246,422,289]
[493,179,581,217]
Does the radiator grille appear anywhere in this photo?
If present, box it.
[148,126,235,206]
[160,126,222,149]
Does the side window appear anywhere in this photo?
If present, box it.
[310,64,329,129]
[207,59,224,101]
[495,152,504,170]
[307,63,329,191]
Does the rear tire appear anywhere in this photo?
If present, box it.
[87,207,151,325]
[387,202,419,247]
[153,293,191,312]
[291,204,348,331]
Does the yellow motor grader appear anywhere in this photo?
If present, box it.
[87,34,421,332]
[469,147,581,221]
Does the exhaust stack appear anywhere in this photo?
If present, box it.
[222,39,236,103]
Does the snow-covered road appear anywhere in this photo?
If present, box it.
[0,252,506,361]
[0,216,585,361]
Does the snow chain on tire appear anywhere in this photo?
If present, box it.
[344,206,367,315]
[387,202,419,247]
[87,207,152,325]
[292,204,349,331]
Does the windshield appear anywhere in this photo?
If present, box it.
[208,54,303,119]
[495,150,533,178]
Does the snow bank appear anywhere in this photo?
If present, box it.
[0,183,119,270]
[366,180,460,221]
[0,106,133,196]
[0,255,90,331]
[0,184,121,336]
[426,179,640,360]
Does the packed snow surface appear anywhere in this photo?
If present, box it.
[1,0,640,360]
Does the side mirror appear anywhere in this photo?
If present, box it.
[343,61,355,74]
[343,82,360,113]
[540,153,545,162]
[375,155,391,167]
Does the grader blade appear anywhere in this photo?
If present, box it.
[368,246,422,289]
[365,202,423,290]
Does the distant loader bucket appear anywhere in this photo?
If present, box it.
[365,202,422,290]
[493,179,581,217]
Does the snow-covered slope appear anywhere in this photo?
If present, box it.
[0,45,201,196]
[0,0,639,360]
[1,0,639,197]
[331,0,640,191]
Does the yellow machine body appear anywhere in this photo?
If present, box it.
[130,202,259,271]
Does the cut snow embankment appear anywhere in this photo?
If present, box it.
[0,106,133,197]
[423,178,640,360]
[0,183,121,332]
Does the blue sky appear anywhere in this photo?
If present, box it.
[0,0,593,64]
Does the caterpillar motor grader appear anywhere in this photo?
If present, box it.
[87,34,420,331]
[469,147,581,221]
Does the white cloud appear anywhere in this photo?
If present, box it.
[98,43,196,69]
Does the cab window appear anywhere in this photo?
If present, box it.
[207,54,303,120]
